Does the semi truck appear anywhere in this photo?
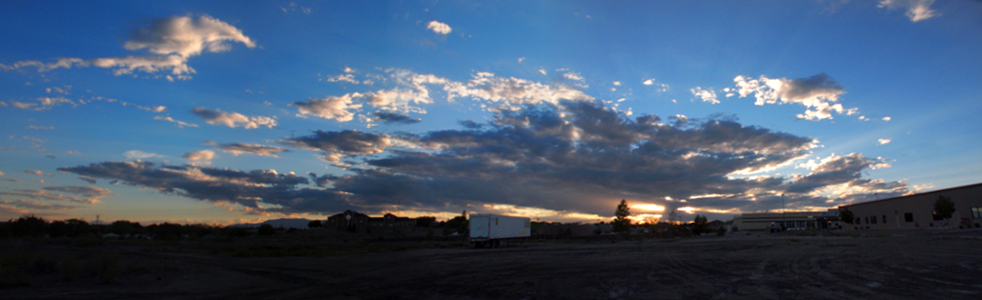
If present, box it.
[469,214,531,248]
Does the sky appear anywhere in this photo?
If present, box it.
[1,0,980,225]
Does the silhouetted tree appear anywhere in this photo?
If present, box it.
[443,211,468,236]
[613,199,631,233]
[934,195,955,226]
[839,207,854,224]
[110,220,143,235]
[307,220,323,228]
[258,223,275,236]
[48,220,69,237]
[8,215,48,237]
[692,215,709,235]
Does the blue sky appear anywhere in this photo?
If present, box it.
[1,0,979,225]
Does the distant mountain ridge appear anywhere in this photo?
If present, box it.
[230,218,314,229]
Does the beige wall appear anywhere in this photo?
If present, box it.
[840,183,982,230]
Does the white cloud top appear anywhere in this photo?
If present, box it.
[426,20,452,35]
[183,150,215,161]
[0,15,254,79]
[290,94,364,122]
[734,73,857,121]
[879,0,937,22]
[192,107,277,129]
[124,150,162,159]
[154,116,199,128]
[690,87,719,104]
[878,138,891,145]
[124,15,256,58]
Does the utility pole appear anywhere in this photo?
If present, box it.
[782,194,786,231]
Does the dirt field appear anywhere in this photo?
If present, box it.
[4,231,982,299]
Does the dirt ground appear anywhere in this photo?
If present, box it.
[4,230,982,299]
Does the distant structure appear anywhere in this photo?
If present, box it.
[730,209,840,232]
[536,223,612,237]
[730,182,982,232]
[325,210,416,234]
[839,182,982,230]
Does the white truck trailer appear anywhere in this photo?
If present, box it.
[469,214,531,248]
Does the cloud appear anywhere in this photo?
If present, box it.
[282,130,394,162]
[183,150,215,161]
[192,107,277,129]
[444,72,593,111]
[785,153,898,196]
[290,94,363,122]
[78,176,97,184]
[642,78,669,92]
[733,73,858,121]
[690,87,719,104]
[370,111,422,124]
[124,150,162,159]
[0,200,77,211]
[26,125,54,130]
[124,15,256,58]
[1,15,254,79]
[878,138,891,145]
[0,188,104,204]
[879,0,938,22]
[57,161,346,214]
[324,74,359,84]
[216,143,288,157]
[55,99,909,219]
[308,172,333,187]
[154,115,199,128]
[8,97,78,111]
[25,169,49,177]
[882,116,891,121]
[426,20,452,35]
[518,57,525,64]
[43,186,114,199]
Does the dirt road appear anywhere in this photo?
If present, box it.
[5,233,982,299]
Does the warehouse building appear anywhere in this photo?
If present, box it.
[730,209,839,232]
[838,182,982,230]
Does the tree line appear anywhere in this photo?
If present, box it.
[0,215,248,240]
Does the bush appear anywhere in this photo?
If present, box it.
[257,224,275,236]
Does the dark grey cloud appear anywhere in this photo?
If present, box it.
[0,199,77,211]
[43,185,114,199]
[372,111,421,124]
[78,176,97,184]
[785,153,892,194]
[57,161,348,214]
[307,172,336,187]
[281,130,393,162]
[458,120,483,129]
[58,99,907,219]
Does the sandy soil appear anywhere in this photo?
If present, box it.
[4,231,982,299]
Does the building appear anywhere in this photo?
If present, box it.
[838,182,982,230]
[731,209,840,232]
[368,213,417,234]
[325,210,417,234]
[326,210,371,233]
